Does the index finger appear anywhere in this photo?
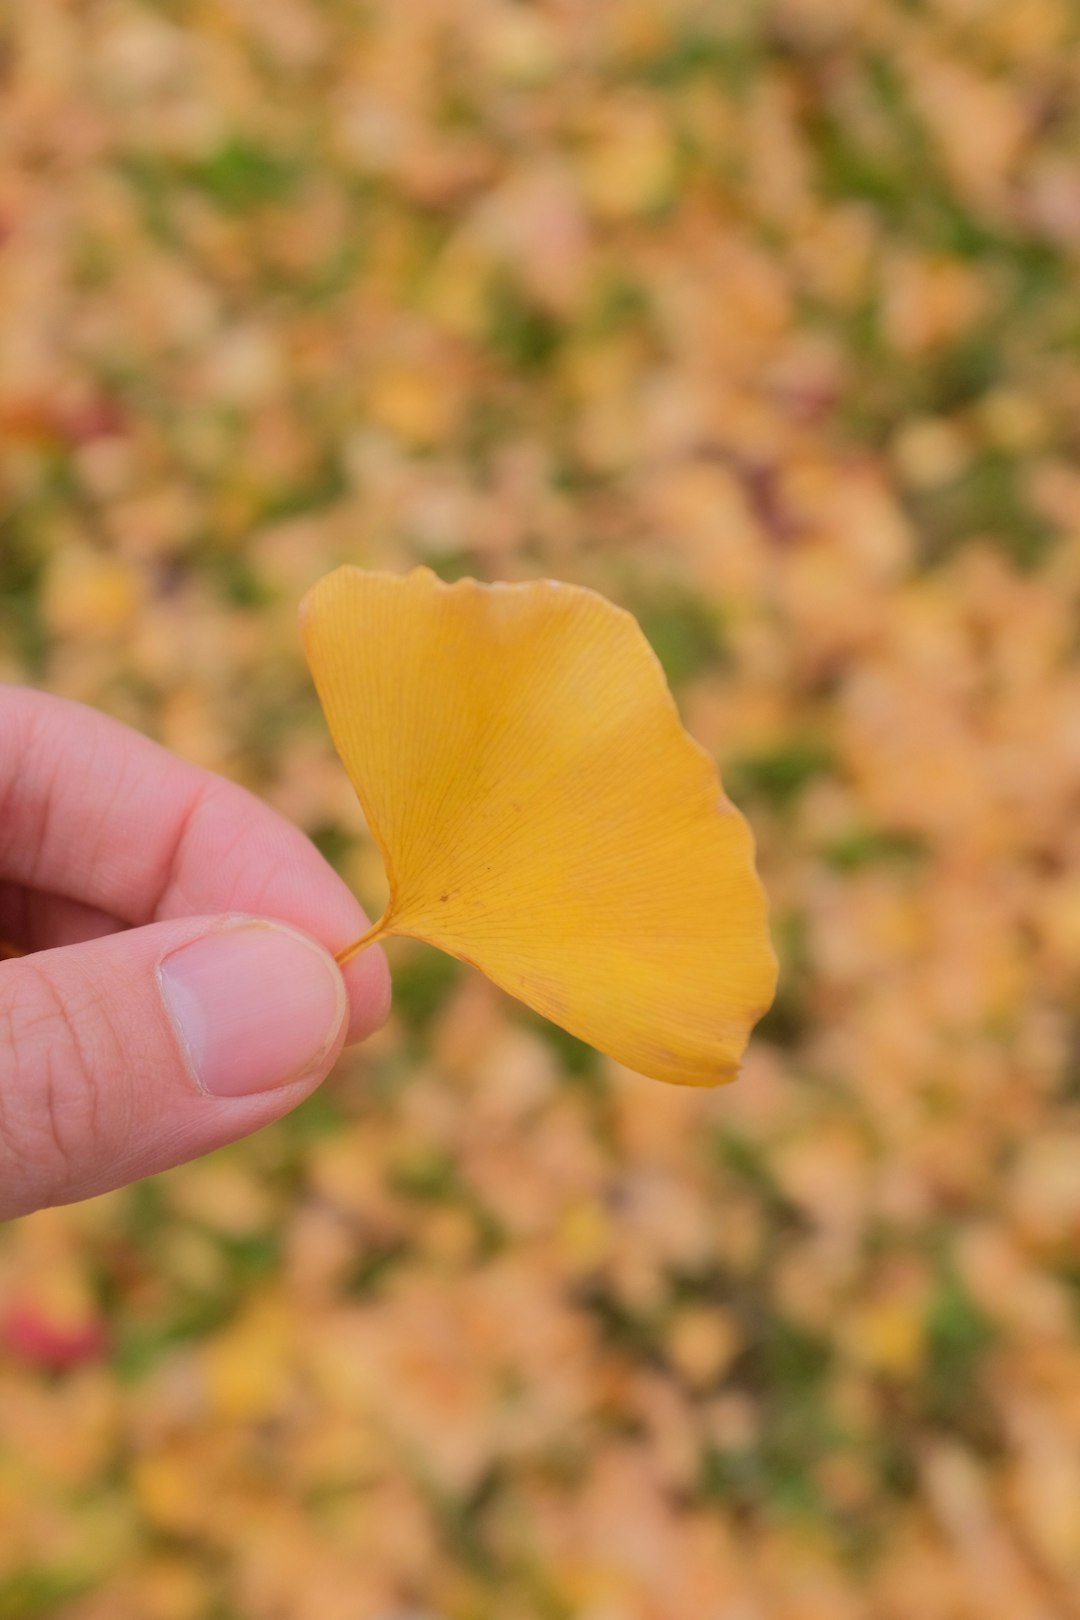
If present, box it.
[0,687,390,1041]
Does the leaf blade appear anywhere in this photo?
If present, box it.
[303,566,776,1086]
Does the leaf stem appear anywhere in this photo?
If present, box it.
[334,915,390,968]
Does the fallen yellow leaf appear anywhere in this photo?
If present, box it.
[301,567,775,1085]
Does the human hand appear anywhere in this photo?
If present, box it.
[0,688,390,1220]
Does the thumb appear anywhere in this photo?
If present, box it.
[0,916,352,1219]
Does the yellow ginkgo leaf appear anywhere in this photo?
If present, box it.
[301,567,776,1086]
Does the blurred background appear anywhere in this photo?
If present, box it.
[3,1,1080,1616]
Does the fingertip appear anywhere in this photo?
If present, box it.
[340,939,392,1046]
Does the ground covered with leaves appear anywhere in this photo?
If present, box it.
[3,1,1080,1616]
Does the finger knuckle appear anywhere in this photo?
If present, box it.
[0,959,124,1209]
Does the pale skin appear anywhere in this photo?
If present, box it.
[0,687,390,1220]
